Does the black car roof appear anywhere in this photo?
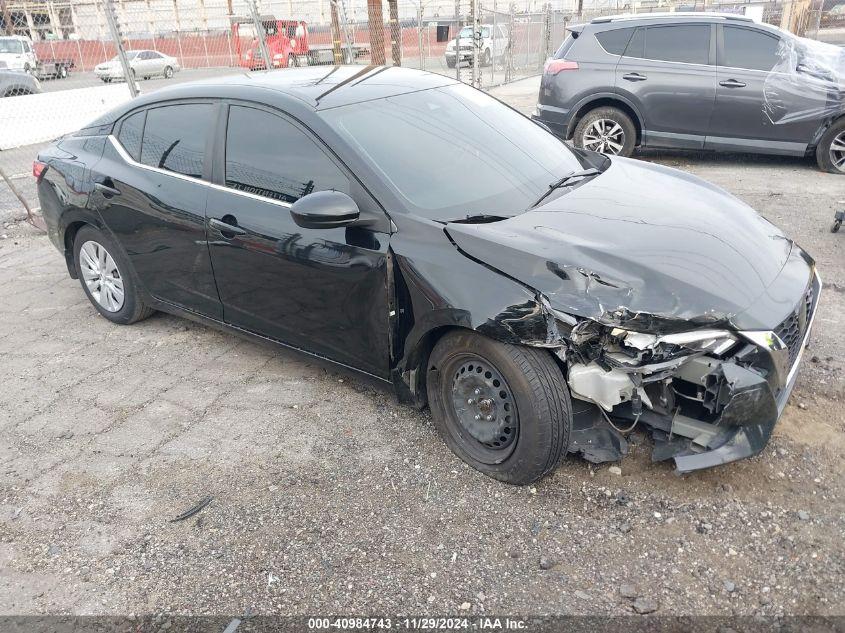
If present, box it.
[88,66,457,127]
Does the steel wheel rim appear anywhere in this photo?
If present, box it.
[79,240,125,312]
[582,118,625,155]
[829,131,845,172]
[447,354,519,464]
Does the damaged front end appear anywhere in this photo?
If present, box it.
[556,271,821,473]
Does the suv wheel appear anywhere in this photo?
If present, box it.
[816,118,845,174]
[427,330,571,485]
[573,106,636,157]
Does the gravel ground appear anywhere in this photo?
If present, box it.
[0,76,843,619]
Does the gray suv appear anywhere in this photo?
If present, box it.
[534,13,845,173]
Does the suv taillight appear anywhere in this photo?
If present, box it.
[544,59,579,75]
[32,160,47,182]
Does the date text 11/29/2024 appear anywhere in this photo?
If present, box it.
[307,618,528,630]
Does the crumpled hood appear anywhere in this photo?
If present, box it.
[445,157,796,333]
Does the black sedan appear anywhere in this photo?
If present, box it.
[36,66,820,484]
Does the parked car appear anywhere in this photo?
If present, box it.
[0,68,42,97]
[94,50,180,82]
[35,67,819,484]
[534,13,845,173]
[0,35,37,73]
[445,24,508,68]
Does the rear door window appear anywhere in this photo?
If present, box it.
[641,24,710,65]
[139,103,213,179]
[722,26,780,71]
[595,27,634,56]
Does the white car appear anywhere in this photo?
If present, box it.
[445,25,508,68]
[0,35,38,74]
[94,50,181,82]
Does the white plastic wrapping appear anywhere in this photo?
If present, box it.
[764,34,845,126]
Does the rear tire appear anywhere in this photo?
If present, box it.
[163,65,174,78]
[573,106,636,157]
[427,330,571,485]
[816,118,845,174]
[73,225,154,325]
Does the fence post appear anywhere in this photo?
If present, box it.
[541,1,550,69]
[246,0,272,70]
[330,0,344,64]
[455,0,461,81]
[417,4,424,70]
[470,0,478,87]
[102,0,139,97]
[505,2,514,83]
[336,0,355,64]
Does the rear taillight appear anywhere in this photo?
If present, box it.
[33,160,48,182]
[544,59,579,76]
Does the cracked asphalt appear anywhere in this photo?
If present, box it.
[0,76,843,619]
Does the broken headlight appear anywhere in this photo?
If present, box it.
[608,328,738,369]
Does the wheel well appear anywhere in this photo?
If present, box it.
[568,98,642,145]
[62,220,88,278]
[403,325,568,409]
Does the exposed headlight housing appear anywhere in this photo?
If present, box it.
[609,328,738,369]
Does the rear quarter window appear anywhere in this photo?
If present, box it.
[595,28,634,56]
[554,34,577,59]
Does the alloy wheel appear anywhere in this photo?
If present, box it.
[829,131,845,173]
[79,240,125,312]
[582,118,625,155]
[449,355,519,462]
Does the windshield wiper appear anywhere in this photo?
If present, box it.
[529,168,600,209]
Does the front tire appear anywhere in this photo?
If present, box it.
[816,118,845,174]
[573,106,636,157]
[73,225,154,325]
[427,330,571,485]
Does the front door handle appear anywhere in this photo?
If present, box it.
[93,181,121,197]
[719,78,747,88]
[209,216,246,237]
[622,72,647,82]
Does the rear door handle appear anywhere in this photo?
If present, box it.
[93,181,121,197]
[209,216,246,236]
[622,72,647,81]
[719,79,747,88]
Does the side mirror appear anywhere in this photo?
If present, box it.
[290,190,359,229]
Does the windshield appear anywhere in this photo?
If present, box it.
[112,51,139,61]
[323,83,587,220]
[459,26,490,39]
[0,39,24,54]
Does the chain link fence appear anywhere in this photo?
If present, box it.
[0,0,841,222]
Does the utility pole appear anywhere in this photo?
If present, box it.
[388,0,400,66]
[0,0,14,36]
[367,0,386,65]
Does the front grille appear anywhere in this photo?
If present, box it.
[774,283,815,368]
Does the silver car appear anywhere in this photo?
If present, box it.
[95,50,181,82]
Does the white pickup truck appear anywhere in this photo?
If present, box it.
[0,35,74,79]
[445,24,509,69]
